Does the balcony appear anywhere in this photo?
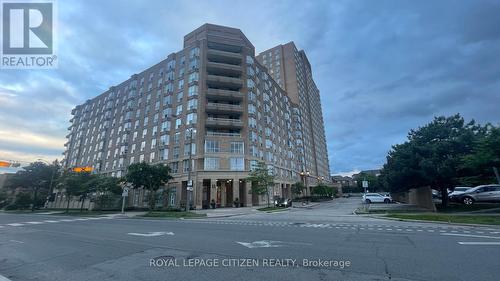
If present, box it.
[205,117,243,129]
[207,61,242,77]
[207,49,242,65]
[206,88,244,101]
[206,74,242,89]
[205,102,243,114]
[206,131,242,137]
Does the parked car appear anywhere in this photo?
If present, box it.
[274,198,292,207]
[362,193,392,204]
[449,186,472,202]
[457,184,500,205]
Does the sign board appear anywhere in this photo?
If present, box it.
[72,166,93,173]
[187,180,193,187]
[362,180,369,188]
[122,187,129,197]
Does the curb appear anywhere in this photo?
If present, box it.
[357,213,500,228]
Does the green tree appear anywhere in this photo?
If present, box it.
[57,171,93,213]
[311,184,336,198]
[245,161,275,207]
[125,162,172,210]
[460,125,500,185]
[291,181,306,198]
[13,192,32,209]
[5,161,59,211]
[381,114,485,207]
[354,172,381,191]
[84,175,122,210]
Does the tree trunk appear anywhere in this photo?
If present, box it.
[149,186,155,211]
[66,195,71,213]
[80,195,85,212]
[266,186,270,207]
[31,187,38,212]
[441,187,449,208]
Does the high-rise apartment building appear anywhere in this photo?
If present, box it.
[256,43,330,188]
[61,24,330,209]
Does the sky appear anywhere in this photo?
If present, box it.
[1,0,499,175]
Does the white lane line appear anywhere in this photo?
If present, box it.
[9,240,24,244]
[58,219,76,222]
[458,242,500,245]
[127,231,174,237]
[7,223,24,226]
[74,218,90,221]
[441,233,500,239]
[25,221,44,225]
[43,220,59,223]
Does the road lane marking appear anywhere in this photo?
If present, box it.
[9,240,24,244]
[43,220,59,223]
[458,242,500,245]
[441,233,500,239]
[127,231,174,237]
[25,221,44,225]
[7,223,24,226]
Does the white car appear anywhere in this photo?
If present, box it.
[362,193,392,204]
[448,186,471,197]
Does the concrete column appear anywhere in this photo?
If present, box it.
[245,181,252,206]
[233,178,240,207]
[195,180,203,210]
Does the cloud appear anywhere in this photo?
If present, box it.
[1,0,499,176]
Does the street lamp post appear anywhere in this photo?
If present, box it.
[186,128,195,211]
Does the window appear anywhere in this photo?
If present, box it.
[162,108,171,118]
[175,118,182,129]
[184,143,196,156]
[151,139,157,149]
[230,141,244,154]
[140,141,146,151]
[178,79,184,90]
[170,162,178,173]
[187,98,197,110]
[189,47,200,58]
[246,55,254,65]
[149,152,155,162]
[139,154,144,162]
[177,92,183,103]
[205,140,220,153]
[230,157,244,171]
[188,72,198,83]
[161,120,170,132]
[176,104,183,115]
[248,104,256,114]
[160,134,170,145]
[183,159,191,173]
[249,117,257,128]
[173,147,179,159]
[188,85,198,97]
[160,148,169,160]
[204,158,219,170]
[186,113,197,124]
[247,79,255,89]
[163,95,172,105]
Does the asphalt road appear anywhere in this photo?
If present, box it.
[1,198,499,281]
